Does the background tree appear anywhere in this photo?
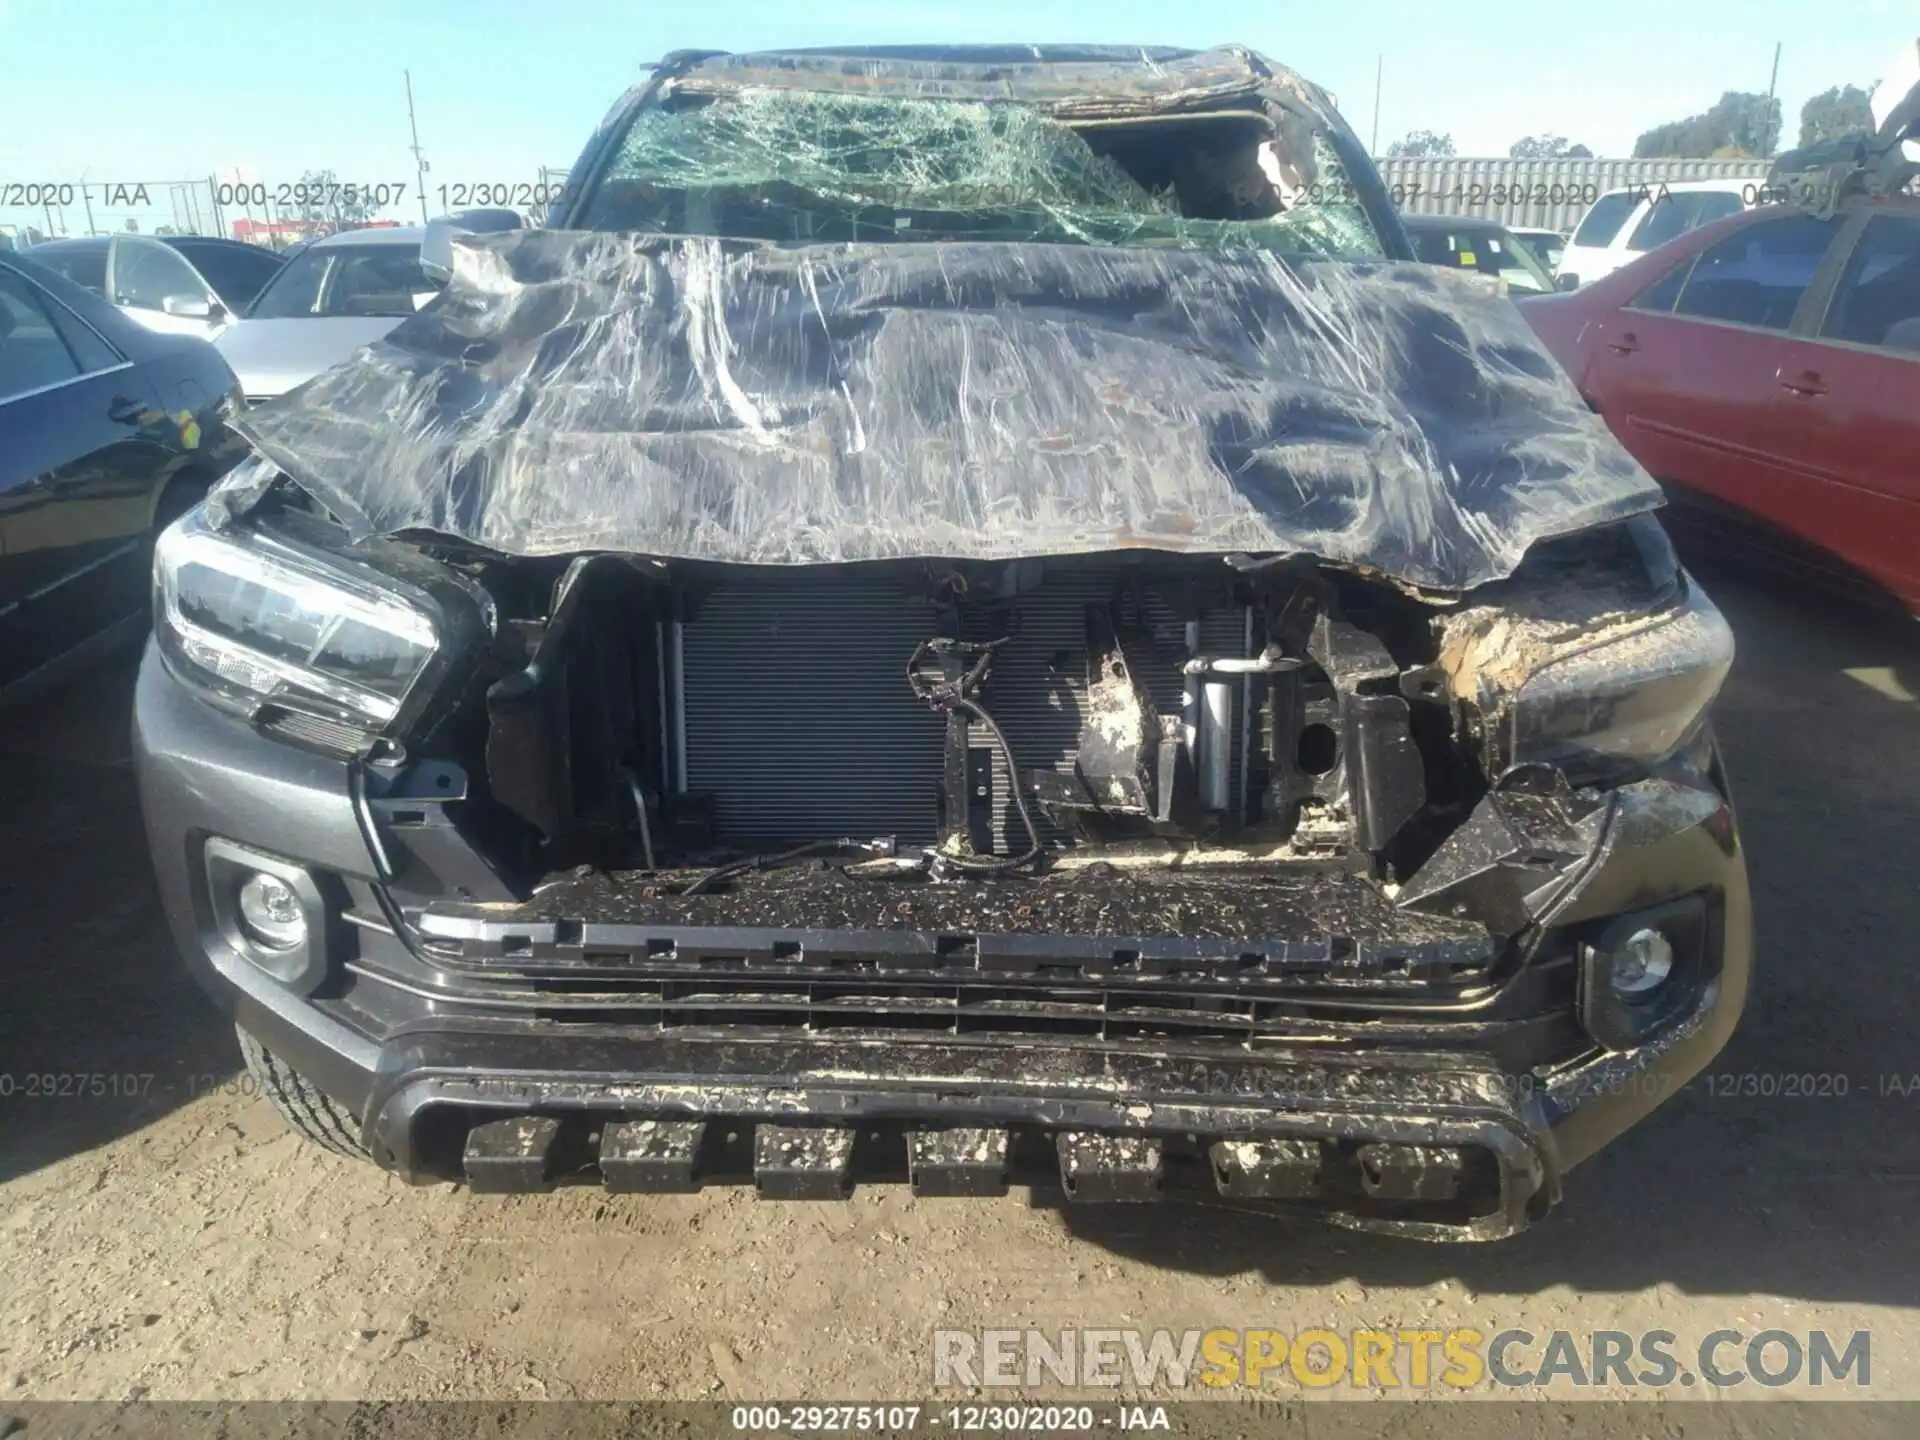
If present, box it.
[1634,91,1782,159]
[292,168,382,231]
[1384,129,1456,158]
[1722,91,1784,156]
[1509,134,1595,159]
[1798,84,1876,147]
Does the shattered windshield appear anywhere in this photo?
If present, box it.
[577,88,1385,258]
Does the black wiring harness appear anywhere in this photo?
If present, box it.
[905,637,1045,877]
[681,837,887,897]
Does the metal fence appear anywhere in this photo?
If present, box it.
[1372,156,1775,233]
[0,179,237,244]
[11,158,1786,248]
[5,176,488,245]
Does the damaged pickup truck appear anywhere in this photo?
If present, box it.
[135,45,1750,1240]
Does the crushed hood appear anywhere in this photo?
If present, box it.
[228,228,1662,593]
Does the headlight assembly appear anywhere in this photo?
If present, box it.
[1501,580,1734,781]
[154,509,483,744]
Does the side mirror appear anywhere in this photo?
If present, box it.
[1556,273,1581,292]
[420,207,527,286]
[161,294,216,319]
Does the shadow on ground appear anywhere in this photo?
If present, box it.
[0,653,237,1186]
[1064,564,1920,1304]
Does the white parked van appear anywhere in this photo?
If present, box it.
[1554,178,1756,289]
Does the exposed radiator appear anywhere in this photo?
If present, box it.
[679,569,1250,853]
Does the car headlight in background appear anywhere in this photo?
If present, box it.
[154,510,456,739]
[1501,579,1735,783]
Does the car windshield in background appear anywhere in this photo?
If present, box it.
[26,245,107,295]
[171,241,285,310]
[576,89,1386,258]
[1515,232,1565,271]
[1626,190,1744,253]
[1409,223,1555,291]
[1572,190,1639,247]
[247,244,429,319]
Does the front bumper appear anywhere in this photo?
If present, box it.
[135,643,1753,1241]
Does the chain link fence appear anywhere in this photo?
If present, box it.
[1,176,436,248]
[9,157,1782,250]
[1374,156,1776,232]
[1,178,234,245]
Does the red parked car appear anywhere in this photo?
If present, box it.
[1521,192,1920,612]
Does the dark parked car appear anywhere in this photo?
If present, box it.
[1523,185,1920,611]
[137,44,1750,1240]
[0,251,245,702]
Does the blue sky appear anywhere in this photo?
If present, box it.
[0,0,1907,236]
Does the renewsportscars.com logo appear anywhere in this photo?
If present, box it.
[932,1328,1872,1391]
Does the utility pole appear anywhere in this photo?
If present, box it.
[406,70,431,223]
[1371,54,1383,155]
[80,175,96,236]
[1766,42,1783,153]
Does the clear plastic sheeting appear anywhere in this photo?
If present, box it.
[227,229,1662,593]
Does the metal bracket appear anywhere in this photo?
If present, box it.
[754,1125,856,1200]
[909,1128,1010,1197]
[463,1116,561,1193]
[601,1119,704,1193]
[1057,1132,1164,1202]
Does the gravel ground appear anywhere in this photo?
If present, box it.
[1,562,1915,1426]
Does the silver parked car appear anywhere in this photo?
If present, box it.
[215,227,432,402]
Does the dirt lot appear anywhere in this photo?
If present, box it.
[1,561,1916,1422]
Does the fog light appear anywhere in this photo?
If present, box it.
[1578,896,1711,1051]
[237,872,307,950]
[1609,926,1673,996]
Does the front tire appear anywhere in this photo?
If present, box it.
[236,1025,370,1161]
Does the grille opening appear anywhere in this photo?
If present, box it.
[1298,723,1340,775]
[460,552,1471,885]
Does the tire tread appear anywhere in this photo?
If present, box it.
[236,1026,369,1160]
